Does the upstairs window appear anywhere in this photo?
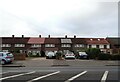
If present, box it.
[45,44,55,47]
[96,45,99,48]
[104,45,107,49]
[75,44,84,47]
[15,44,25,47]
[89,45,91,48]
[31,44,41,48]
[61,44,71,47]
[1,44,11,47]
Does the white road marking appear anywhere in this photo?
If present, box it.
[65,71,87,82]
[27,71,60,82]
[101,71,109,82]
[0,71,36,80]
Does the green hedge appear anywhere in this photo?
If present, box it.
[110,55,120,60]
[56,51,62,59]
[98,53,120,60]
[86,48,101,59]
[98,53,111,60]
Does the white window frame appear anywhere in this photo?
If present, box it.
[31,44,41,48]
[15,44,25,47]
[45,44,55,47]
[1,44,11,47]
[61,44,71,47]
[75,44,84,47]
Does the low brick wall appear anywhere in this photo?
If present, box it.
[13,53,26,60]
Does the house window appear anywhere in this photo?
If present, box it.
[104,45,107,49]
[45,44,55,47]
[1,44,11,47]
[96,45,99,48]
[61,44,71,47]
[15,44,25,47]
[31,44,41,47]
[75,44,84,47]
[89,45,91,48]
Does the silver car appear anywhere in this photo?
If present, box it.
[0,52,14,65]
[65,52,75,59]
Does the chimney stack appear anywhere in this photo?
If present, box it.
[39,35,41,38]
[48,35,50,38]
[65,35,67,38]
[22,35,24,38]
[74,35,76,38]
[12,35,14,38]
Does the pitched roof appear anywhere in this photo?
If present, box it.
[71,38,86,44]
[44,38,60,44]
[2,37,14,44]
[61,39,72,43]
[2,37,29,44]
[28,38,45,44]
[85,38,109,44]
[106,37,120,45]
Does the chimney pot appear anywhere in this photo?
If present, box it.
[48,35,50,38]
[12,35,14,38]
[74,35,76,38]
[65,35,67,38]
[22,35,24,38]
[39,35,41,38]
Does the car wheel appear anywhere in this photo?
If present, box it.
[1,60,6,65]
[46,56,49,59]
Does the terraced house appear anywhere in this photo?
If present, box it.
[0,35,119,56]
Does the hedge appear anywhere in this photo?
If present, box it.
[110,54,120,60]
[97,53,111,60]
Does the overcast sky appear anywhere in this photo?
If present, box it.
[0,0,119,38]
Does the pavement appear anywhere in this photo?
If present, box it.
[1,57,119,67]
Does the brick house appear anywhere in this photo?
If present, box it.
[1,35,116,55]
[106,37,120,54]
[71,36,87,52]
[85,38,111,53]
[1,35,29,53]
[44,35,60,54]
[27,37,45,56]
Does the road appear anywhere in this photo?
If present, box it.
[0,58,120,82]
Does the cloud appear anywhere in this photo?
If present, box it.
[0,0,118,37]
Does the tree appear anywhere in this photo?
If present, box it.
[56,51,62,60]
[86,48,101,59]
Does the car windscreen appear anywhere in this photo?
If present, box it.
[6,53,13,57]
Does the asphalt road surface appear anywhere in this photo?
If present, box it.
[0,59,120,82]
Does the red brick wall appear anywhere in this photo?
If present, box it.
[13,53,26,60]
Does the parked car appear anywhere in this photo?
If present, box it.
[78,52,88,59]
[0,52,14,65]
[46,51,56,59]
[64,52,75,59]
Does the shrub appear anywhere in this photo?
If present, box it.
[110,54,120,60]
[56,51,62,59]
[14,49,20,53]
[86,48,101,59]
[98,53,111,60]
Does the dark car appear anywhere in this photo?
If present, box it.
[78,52,89,59]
